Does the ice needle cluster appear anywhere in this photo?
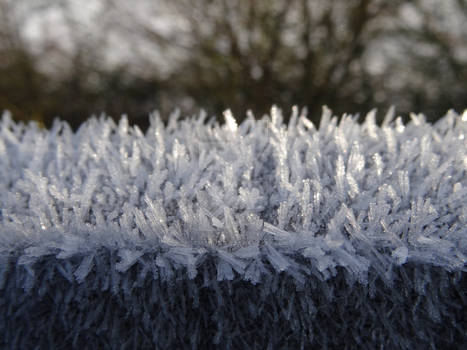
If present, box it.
[0,107,466,348]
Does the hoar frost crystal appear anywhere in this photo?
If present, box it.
[0,107,466,348]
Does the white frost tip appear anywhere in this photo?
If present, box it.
[223,109,238,132]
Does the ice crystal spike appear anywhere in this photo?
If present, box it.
[223,109,238,132]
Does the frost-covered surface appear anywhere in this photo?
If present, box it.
[1,107,466,348]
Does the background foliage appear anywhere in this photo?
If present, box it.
[1,0,466,128]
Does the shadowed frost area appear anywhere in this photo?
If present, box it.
[0,107,466,348]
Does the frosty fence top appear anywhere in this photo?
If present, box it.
[0,107,466,287]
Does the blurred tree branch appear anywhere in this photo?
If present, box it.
[1,0,466,128]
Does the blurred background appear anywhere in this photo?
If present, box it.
[1,0,466,129]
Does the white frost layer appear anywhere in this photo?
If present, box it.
[0,107,466,285]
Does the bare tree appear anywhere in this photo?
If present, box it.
[382,0,467,120]
[105,0,411,122]
[2,0,467,127]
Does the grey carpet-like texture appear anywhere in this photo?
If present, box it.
[1,107,466,349]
